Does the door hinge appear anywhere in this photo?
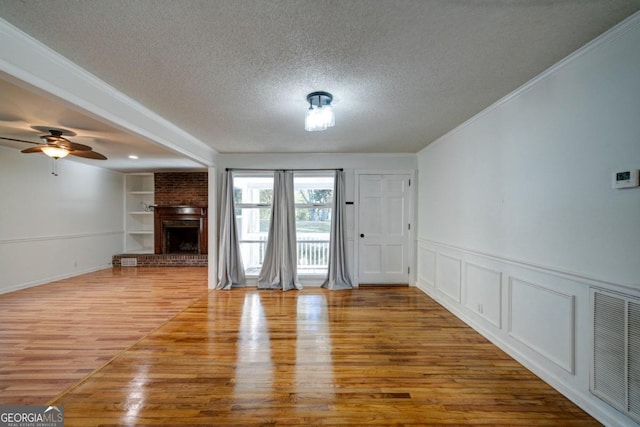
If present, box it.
[408,266,411,274]
[408,223,411,230]
[409,179,411,187]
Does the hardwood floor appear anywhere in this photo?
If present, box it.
[0,267,208,405]
[0,269,599,425]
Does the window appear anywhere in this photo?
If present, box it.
[233,175,273,275]
[233,173,334,276]
[293,174,333,275]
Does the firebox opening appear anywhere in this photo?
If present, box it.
[163,222,200,254]
[154,206,208,255]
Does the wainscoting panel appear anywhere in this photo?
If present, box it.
[465,262,502,328]
[508,277,575,373]
[436,253,461,302]
[417,244,435,288]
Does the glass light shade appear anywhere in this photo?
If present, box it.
[305,105,335,132]
[320,105,335,127]
[41,146,70,159]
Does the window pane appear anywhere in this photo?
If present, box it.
[297,239,330,275]
[233,175,273,276]
[239,241,267,276]
[236,207,271,237]
[233,176,274,204]
[296,207,331,274]
[295,208,332,233]
[294,176,334,205]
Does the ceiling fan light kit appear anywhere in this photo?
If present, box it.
[41,146,70,159]
[304,91,335,132]
[0,127,107,175]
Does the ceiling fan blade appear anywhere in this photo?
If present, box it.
[70,150,107,160]
[64,141,93,151]
[20,146,45,153]
[0,136,41,145]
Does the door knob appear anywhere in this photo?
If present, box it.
[360,233,365,238]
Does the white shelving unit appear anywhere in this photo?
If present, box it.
[124,173,155,253]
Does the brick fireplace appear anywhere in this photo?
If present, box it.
[154,172,208,255]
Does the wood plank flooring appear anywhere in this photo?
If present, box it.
[0,267,208,405]
[1,269,600,425]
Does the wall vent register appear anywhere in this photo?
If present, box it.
[591,289,640,423]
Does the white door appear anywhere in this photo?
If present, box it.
[357,174,411,284]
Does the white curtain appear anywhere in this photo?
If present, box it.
[322,170,353,290]
[257,170,302,291]
[216,171,246,290]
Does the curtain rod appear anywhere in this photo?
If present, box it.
[225,168,343,172]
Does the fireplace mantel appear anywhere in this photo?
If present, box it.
[154,206,208,255]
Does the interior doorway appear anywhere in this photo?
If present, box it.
[356,172,413,285]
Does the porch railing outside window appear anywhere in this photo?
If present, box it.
[239,235,330,275]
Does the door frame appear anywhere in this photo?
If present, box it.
[353,169,416,287]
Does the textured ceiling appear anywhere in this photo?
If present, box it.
[1,0,639,158]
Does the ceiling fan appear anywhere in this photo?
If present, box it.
[0,126,107,160]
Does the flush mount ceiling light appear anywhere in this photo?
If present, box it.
[304,91,335,132]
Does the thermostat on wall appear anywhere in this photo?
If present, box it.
[612,169,639,189]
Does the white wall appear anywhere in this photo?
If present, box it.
[0,146,123,294]
[215,153,417,285]
[416,14,640,427]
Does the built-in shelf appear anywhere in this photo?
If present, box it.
[124,173,155,253]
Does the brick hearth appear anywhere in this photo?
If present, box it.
[112,254,207,267]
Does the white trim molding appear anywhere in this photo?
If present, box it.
[0,230,123,245]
